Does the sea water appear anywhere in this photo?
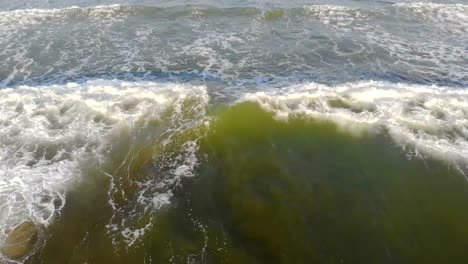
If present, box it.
[0,0,467,263]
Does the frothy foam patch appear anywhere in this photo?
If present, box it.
[0,4,136,88]
[100,83,209,249]
[0,79,208,258]
[244,81,468,173]
[394,3,468,30]
[0,4,134,23]
[304,5,377,31]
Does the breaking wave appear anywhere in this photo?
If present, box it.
[0,80,208,260]
[244,81,468,175]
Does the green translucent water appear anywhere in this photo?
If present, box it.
[29,102,468,263]
[2,1,468,263]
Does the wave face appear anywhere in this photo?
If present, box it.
[1,0,468,263]
[0,2,467,87]
[19,93,468,264]
[3,81,468,263]
[244,81,468,169]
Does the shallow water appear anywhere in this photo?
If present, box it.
[0,0,467,263]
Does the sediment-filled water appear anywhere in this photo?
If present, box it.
[0,0,467,263]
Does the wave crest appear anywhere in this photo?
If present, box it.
[244,81,468,172]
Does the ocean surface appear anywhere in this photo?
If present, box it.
[0,0,467,263]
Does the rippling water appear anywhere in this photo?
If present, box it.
[0,0,467,263]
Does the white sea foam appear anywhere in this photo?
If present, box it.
[0,4,133,22]
[244,81,468,171]
[0,79,208,260]
[304,5,376,31]
[303,3,468,35]
[394,3,468,20]
[394,2,468,34]
[100,82,209,250]
[1,3,466,87]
